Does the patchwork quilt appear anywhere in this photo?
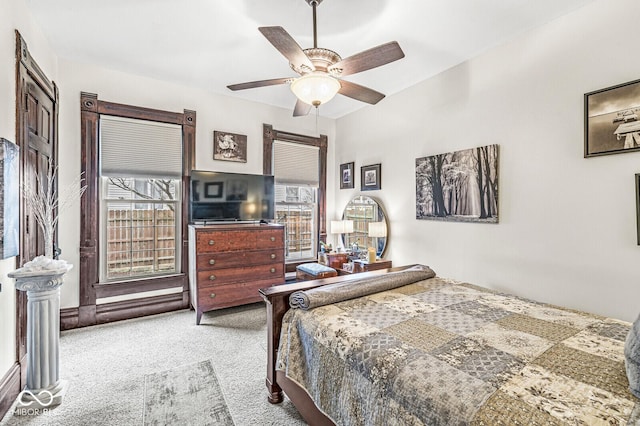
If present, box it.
[277,275,640,425]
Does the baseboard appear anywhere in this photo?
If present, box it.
[61,291,189,330]
[60,307,79,330]
[0,363,21,420]
[96,292,188,324]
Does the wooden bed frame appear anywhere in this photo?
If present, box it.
[259,265,415,425]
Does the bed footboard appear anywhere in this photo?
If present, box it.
[259,265,413,404]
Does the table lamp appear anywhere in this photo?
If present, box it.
[368,221,387,260]
[330,220,353,252]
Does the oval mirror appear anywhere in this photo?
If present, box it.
[341,196,388,258]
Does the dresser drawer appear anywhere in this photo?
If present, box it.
[196,228,284,253]
[197,263,284,286]
[256,229,284,249]
[197,249,284,270]
[197,278,278,311]
[196,230,258,253]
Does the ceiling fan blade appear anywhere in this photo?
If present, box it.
[259,26,315,72]
[227,77,293,91]
[338,80,385,105]
[329,41,405,77]
[293,99,312,117]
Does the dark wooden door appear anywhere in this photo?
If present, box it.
[15,32,58,387]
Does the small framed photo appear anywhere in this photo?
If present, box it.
[361,163,381,191]
[204,182,223,199]
[340,162,354,189]
[213,131,247,162]
[585,79,640,157]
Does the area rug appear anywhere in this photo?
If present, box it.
[143,359,234,425]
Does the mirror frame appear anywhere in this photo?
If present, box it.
[341,195,389,258]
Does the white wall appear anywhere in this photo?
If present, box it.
[335,0,640,322]
[56,60,337,308]
[0,0,58,382]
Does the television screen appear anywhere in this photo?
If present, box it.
[190,170,275,223]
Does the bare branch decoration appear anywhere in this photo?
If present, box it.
[21,158,87,258]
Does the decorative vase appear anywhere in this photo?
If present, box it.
[9,256,72,411]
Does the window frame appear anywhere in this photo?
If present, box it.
[276,186,318,262]
[99,177,182,282]
[263,124,327,272]
[79,92,195,325]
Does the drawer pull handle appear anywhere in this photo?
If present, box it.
[270,236,275,242]
[270,268,276,273]
[208,240,215,245]
[210,293,216,299]
[209,275,216,281]
[209,259,216,265]
[270,253,276,259]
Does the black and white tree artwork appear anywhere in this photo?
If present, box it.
[416,144,499,223]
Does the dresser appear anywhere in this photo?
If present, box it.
[188,223,285,324]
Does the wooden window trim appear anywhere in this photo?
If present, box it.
[263,123,327,272]
[79,92,196,327]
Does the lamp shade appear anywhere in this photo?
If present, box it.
[368,221,387,238]
[290,72,341,107]
[331,220,354,234]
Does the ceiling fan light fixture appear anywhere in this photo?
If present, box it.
[290,72,341,107]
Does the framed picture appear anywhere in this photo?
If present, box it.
[213,131,247,162]
[361,163,381,191]
[340,162,354,189]
[0,138,19,259]
[416,144,499,223]
[585,78,640,157]
[204,182,223,199]
[636,174,640,245]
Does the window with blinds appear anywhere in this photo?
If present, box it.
[99,116,183,281]
[273,141,319,262]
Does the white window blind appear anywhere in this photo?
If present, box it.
[100,115,183,178]
[273,141,319,186]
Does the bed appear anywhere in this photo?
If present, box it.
[259,265,640,425]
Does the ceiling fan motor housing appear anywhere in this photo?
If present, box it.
[291,48,342,76]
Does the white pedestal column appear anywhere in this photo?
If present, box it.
[9,260,72,411]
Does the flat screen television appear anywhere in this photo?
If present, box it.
[189,170,275,223]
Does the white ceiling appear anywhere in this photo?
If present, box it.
[26,0,596,119]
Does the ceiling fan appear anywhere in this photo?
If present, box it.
[227,0,405,117]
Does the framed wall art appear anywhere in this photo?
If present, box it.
[340,162,354,189]
[361,163,381,191]
[585,78,640,157]
[416,144,499,223]
[0,138,19,259]
[213,131,247,162]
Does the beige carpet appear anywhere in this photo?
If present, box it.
[0,303,305,426]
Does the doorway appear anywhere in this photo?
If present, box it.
[15,31,59,387]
